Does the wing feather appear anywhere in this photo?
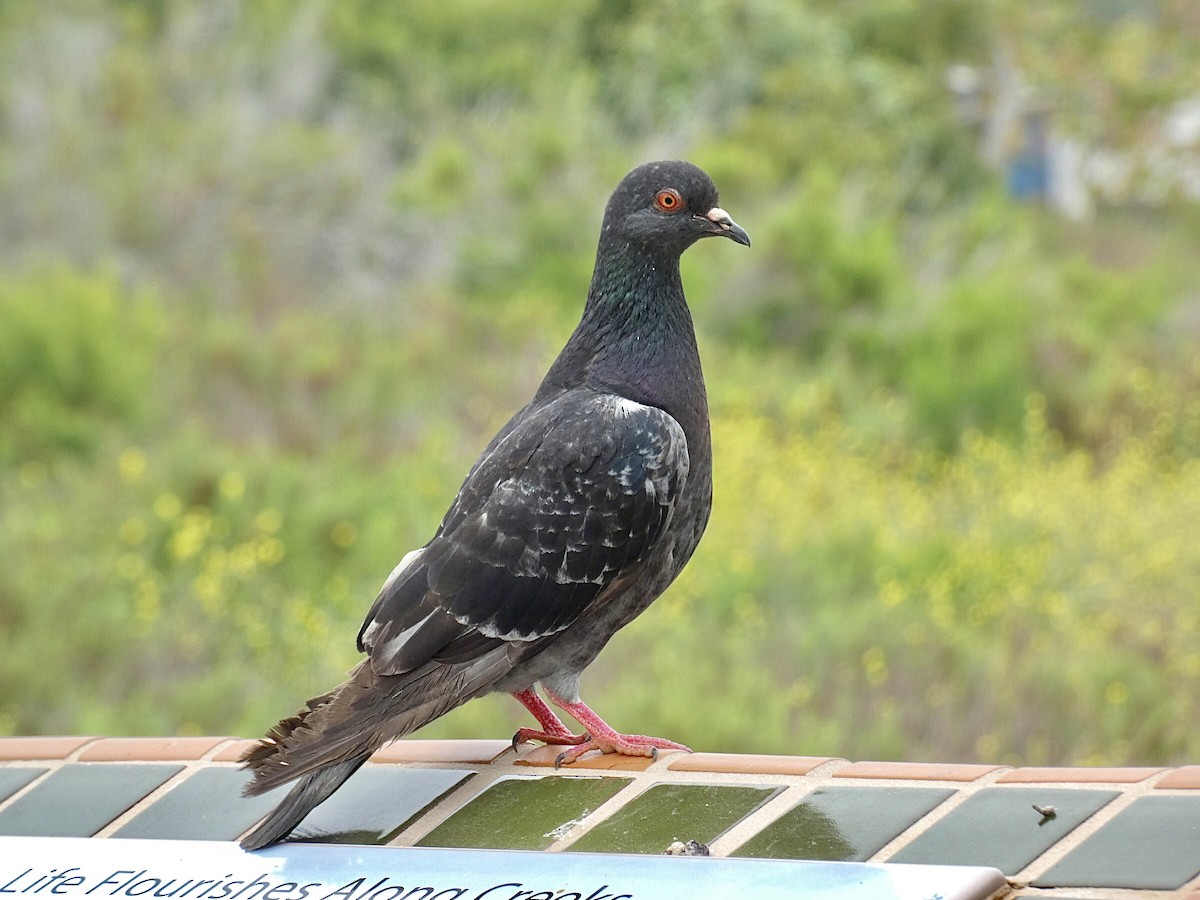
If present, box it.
[357,389,689,676]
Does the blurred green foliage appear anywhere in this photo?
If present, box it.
[1,0,1198,764]
[0,267,160,461]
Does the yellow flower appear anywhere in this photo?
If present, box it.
[219,471,246,500]
[862,646,888,687]
[119,517,147,545]
[230,543,258,575]
[118,447,148,484]
[256,537,285,566]
[154,493,182,521]
[168,510,211,561]
[255,508,283,533]
[193,573,221,603]
[330,520,359,549]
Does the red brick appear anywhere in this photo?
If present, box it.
[834,760,1003,782]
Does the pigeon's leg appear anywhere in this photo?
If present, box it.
[510,689,589,749]
[543,687,691,766]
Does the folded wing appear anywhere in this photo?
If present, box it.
[357,389,691,676]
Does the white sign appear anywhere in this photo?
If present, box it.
[0,837,1004,900]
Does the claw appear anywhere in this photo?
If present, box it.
[554,732,593,768]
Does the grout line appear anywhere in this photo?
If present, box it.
[869,783,974,862]
[0,764,59,817]
[1009,771,1173,885]
[862,765,1152,864]
[430,748,676,852]
[644,749,683,775]
[542,757,842,854]
[92,759,207,837]
[976,766,1015,786]
[391,745,681,850]
[804,757,854,779]
[541,772,656,853]
[203,738,245,762]
[862,766,1014,862]
[387,761,521,847]
[1182,868,1200,897]
[0,739,105,817]
[703,782,815,858]
[702,758,991,860]
[64,738,101,761]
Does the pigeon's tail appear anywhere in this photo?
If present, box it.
[238,656,507,850]
[238,754,369,851]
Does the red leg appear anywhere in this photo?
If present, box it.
[543,687,691,766]
[510,689,588,749]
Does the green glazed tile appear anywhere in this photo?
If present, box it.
[890,787,1118,874]
[1034,795,1200,890]
[113,767,287,840]
[289,766,474,845]
[733,786,954,861]
[0,768,46,803]
[419,775,630,851]
[568,783,779,855]
[0,763,182,837]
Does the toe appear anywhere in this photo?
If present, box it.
[512,727,589,749]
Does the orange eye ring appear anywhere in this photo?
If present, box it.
[654,188,684,213]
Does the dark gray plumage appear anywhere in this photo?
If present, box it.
[239,160,749,851]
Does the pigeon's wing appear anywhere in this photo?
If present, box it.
[357,389,690,676]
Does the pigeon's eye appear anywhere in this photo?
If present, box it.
[654,189,684,213]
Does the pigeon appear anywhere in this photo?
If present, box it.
[239,160,749,851]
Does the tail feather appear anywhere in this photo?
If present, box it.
[240,689,337,784]
[239,652,513,849]
[242,662,474,794]
[239,755,368,851]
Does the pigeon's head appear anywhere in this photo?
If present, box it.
[602,160,750,254]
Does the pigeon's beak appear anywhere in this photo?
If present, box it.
[700,207,751,247]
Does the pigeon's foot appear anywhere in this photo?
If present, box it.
[541,688,691,767]
[511,687,691,763]
[553,732,690,768]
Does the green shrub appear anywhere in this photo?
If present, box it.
[0,430,469,736]
[1,0,1198,768]
[896,270,1037,449]
[0,267,160,461]
[597,384,1200,764]
[713,165,909,356]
